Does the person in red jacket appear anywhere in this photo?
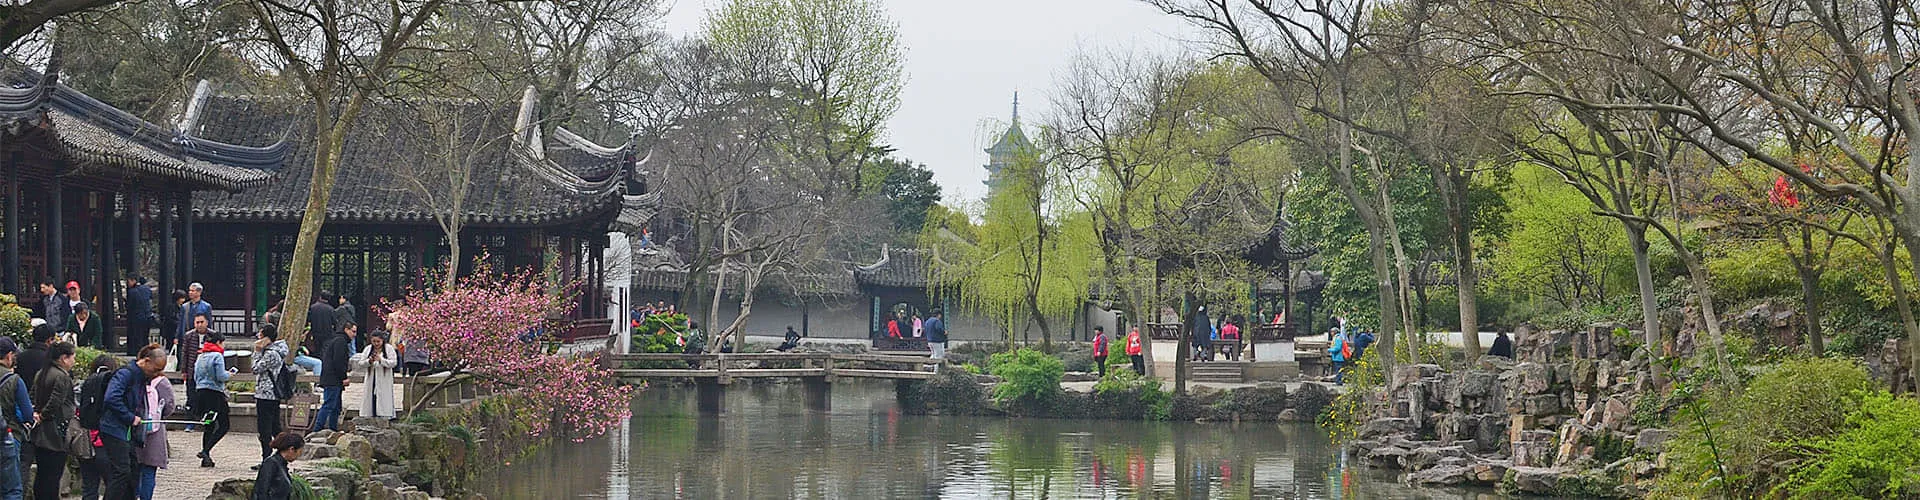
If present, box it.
[1090,326,1110,378]
[1125,326,1145,375]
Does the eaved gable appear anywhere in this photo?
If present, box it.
[186,86,649,337]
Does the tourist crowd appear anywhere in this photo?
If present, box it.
[8,278,412,499]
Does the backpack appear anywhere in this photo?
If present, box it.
[77,369,112,431]
[274,362,299,401]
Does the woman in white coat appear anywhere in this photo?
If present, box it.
[350,331,399,420]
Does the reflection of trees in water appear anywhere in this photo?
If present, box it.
[484,383,1505,498]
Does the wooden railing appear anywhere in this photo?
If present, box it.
[604,352,937,383]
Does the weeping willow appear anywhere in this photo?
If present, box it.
[927,149,1098,348]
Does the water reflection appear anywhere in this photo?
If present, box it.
[483,382,1500,499]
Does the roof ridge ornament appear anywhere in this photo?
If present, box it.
[513,85,545,159]
[175,80,213,136]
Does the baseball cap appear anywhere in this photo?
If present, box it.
[64,281,78,290]
[0,338,19,356]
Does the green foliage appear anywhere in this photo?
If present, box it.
[72,346,106,376]
[1319,349,1385,442]
[1658,358,1877,498]
[444,425,477,448]
[877,157,942,239]
[0,295,29,347]
[1485,164,1636,319]
[1091,368,1171,420]
[1778,392,1920,499]
[927,149,1097,341]
[987,348,1064,403]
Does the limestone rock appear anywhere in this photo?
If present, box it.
[293,461,363,499]
[1407,464,1472,486]
[209,477,255,500]
[306,429,336,443]
[1367,445,1412,468]
[1524,394,1561,415]
[1471,460,1511,484]
[361,428,406,463]
[1404,446,1468,471]
[1460,371,1498,398]
[1504,466,1564,495]
[1517,363,1552,395]
[304,443,340,460]
[1600,396,1631,432]
[335,432,376,471]
[1634,428,1677,453]
[1360,418,1413,439]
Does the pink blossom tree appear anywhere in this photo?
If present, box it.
[387,263,633,440]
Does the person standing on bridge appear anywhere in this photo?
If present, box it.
[683,321,706,369]
[1091,326,1109,378]
[1125,326,1144,375]
[925,309,948,360]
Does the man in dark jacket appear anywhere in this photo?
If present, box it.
[333,296,356,337]
[176,283,212,351]
[925,309,949,359]
[314,321,356,433]
[308,291,337,353]
[102,345,162,500]
[124,276,155,356]
[1489,331,1515,359]
[16,325,52,394]
[37,279,70,333]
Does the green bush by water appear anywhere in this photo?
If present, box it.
[1657,357,1876,498]
[988,348,1063,404]
[1775,391,1920,499]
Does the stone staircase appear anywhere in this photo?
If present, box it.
[1190,362,1246,383]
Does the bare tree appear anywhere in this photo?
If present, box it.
[238,0,456,349]
[0,0,126,50]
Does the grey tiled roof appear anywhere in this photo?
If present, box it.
[854,247,933,289]
[0,70,286,191]
[188,96,632,226]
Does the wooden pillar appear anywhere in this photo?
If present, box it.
[100,193,117,350]
[181,194,194,282]
[4,158,18,294]
[158,196,173,303]
[48,177,62,280]
[243,233,256,315]
[125,192,140,273]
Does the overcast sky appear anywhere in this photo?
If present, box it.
[658,0,1198,204]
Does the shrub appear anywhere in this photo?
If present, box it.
[1319,349,1384,441]
[1778,391,1920,499]
[1090,368,1170,420]
[72,346,106,375]
[1657,357,1876,498]
[987,348,1063,404]
[899,367,988,415]
[0,295,28,346]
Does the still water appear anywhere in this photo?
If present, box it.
[482,382,1498,499]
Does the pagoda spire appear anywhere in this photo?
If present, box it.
[1012,91,1020,123]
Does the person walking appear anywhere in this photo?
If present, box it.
[0,338,36,500]
[925,309,948,360]
[1327,325,1351,385]
[179,314,212,384]
[252,325,289,462]
[72,302,104,348]
[352,332,398,421]
[125,276,155,356]
[177,283,211,352]
[103,345,163,500]
[1189,306,1213,362]
[136,367,176,499]
[1125,326,1145,375]
[1220,318,1242,361]
[192,330,234,467]
[29,343,76,500]
[252,432,305,500]
[157,291,185,358]
[315,322,356,433]
[1091,326,1110,378]
[75,354,122,500]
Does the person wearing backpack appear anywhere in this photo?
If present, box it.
[0,338,37,500]
[75,354,122,500]
[29,343,76,500]
[103,345,165,500]
[251,325,292,464]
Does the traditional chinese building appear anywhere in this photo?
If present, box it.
[186,88,647,338]
[0,68,286,345]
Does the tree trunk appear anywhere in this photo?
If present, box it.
[1676,251,1738,383]
[442,227,461,291]
[1174,291,1194,396]
[1793,258,1823,355]
[1623,222,1666,387]
[1330,161,1398,376]
[1434,166,1482,359]
[1896,236,1920,389]
[280,99,364,350]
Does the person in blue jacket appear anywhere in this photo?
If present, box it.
[102,344,165,500]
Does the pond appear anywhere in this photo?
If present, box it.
[482,381,1501,499]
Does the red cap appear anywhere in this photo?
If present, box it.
[64,281,79,290]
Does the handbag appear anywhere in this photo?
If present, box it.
[64,418,92,459]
